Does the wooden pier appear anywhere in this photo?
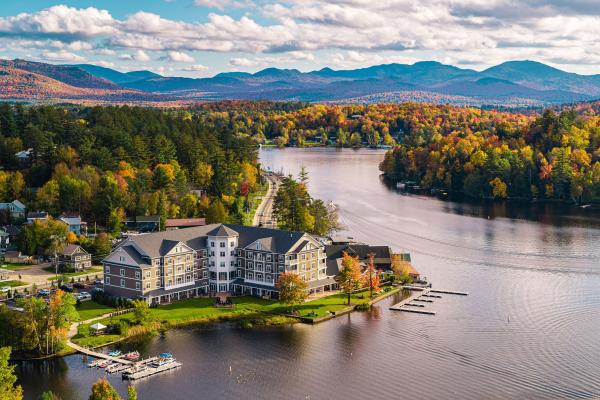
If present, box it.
[395,307,436,315]
[123,360,182,380]
[390,285,468,316]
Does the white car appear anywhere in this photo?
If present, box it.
[0,287,10,293]
[77,292,92,301]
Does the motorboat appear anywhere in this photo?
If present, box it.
[108,350,122,357]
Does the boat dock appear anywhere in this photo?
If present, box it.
[390,285,468,316]
[123,360,182,380]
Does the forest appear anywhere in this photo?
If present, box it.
[0,103,261,241]
[379,106,600,202]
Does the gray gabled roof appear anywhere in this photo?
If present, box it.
[207,224,238,237]
[61,244,87,256]
[225,224,310,254]
[115,223,317,261]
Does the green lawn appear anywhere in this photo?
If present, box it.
[265,287,401,319]
[45,267,102,280]
[70,290,400,348]
[0,263,33,271]
[0,280,28,288]
[76,301,116,321]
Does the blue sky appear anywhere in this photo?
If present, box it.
[1,1,599,77]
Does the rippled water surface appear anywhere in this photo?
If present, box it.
[17,148,600,399]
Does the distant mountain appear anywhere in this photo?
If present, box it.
[0,63,167,102]
[72,64,161,85]
[2,58,600,106]
[0,59,119,89]
[482,60,600,96]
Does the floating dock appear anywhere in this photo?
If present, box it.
[395,307,436,315]
[123,360,182,380]
[390,285,468,316]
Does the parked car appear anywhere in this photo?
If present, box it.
[14,293,25,299]
[94,279,103,286]
[59,284,73,292]
[0,287,10,293]
[73,282,86,289]
[77,292,91,301]
[37,289,51,297]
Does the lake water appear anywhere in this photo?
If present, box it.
[17,148,600,400]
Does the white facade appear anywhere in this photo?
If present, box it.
[207,233,238,292]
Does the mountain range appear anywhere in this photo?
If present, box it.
[1,58,600,106]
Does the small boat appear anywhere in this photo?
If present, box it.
[159,352,172,358]
[98,360,112,369]
[88,359,103,368]
[108,350,122,357]
[124,351,140,361]
[151,357,176,368]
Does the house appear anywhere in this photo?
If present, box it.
[0,228,10,251]
[27,211,48,224]
[165,218,206,230]
[324,241,413,276]
[15,148,33,166]
[0,200,26,221]
[125,215,160,233]
[60,244,92,271]
[2,250,31,264]
[59,213,85,236]
[102,223,329,304]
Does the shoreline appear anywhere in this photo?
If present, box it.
[12,286,406,361]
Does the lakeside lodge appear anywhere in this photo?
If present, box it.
[102,224,414,304]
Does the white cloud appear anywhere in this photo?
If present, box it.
[119,49,151,62]
[1,2,600,73]
[41,50,85,62]
[165,51,195,63]
[179,64,209,72]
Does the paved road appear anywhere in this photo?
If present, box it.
[253,173,281,228]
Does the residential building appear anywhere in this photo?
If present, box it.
[0,200,26,221]
[2,250,31,264]
[125,215,160,232]
[60,244,92,271]
[27,211,48,224]
[165,218,206,230]
[59,213,85,236]
[0,228,9,251]
[102,223,329,304]
[325,240,412,273]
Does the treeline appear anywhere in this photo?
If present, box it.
[0,104,261,235]
[273,169,340,236]
[379,107,600,202]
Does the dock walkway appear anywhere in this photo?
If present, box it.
[390,285,468,316]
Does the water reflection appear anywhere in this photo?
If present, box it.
[16,148,600,400]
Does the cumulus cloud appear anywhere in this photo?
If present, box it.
[179,64,209,71]
[1,2,600,73]
[119,49,151,62]
[164,51,195,63]
[40,50,85,62]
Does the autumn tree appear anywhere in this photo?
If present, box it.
[336,253,362,305]
[275,272,308,314]
[362,254,381,298]
[89,378,121,400]
[0,347,22,400]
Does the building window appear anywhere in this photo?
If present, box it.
[219,284,227,292]
[219,272,228,280]
[220,262,225,268]
[120,269,125,276]
[220,242,225,248]
[247,272,254,280]
[135,271,140,279]
[220,251,225,257]
[136,282,141,290]
[248,262,253,269]
[146,282,150,289]
[237,260,241,267]
[120,279,125,287]
[230,241,235,247]
[203,271,208,278]
[146,271,151,278]
[105,266,110,273]
[211,242,215,247]
[105,276,110,285]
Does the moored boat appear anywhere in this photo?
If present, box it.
[124,351,140,361]
[108,350,122,357]
[98,360,112,368]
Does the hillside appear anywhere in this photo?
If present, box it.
[1,58,600,106]
[0,66,167,102]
